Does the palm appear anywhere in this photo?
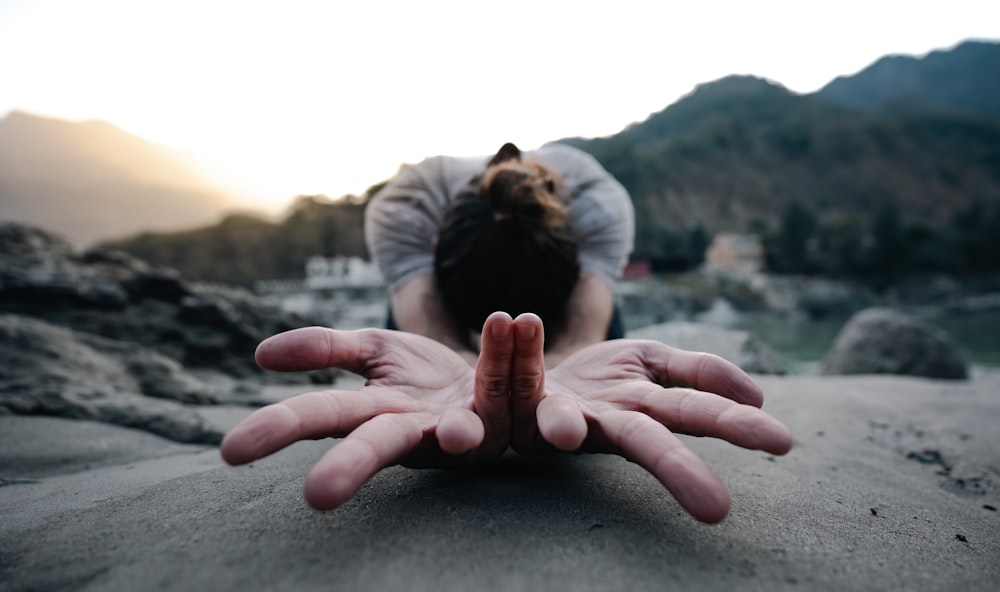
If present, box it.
[355,330,473,405]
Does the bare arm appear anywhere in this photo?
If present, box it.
[394,271,614,368]
[391,274,479,365]
[544,272,614,367]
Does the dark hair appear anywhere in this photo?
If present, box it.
[434,143,579,349]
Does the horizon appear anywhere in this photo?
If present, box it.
[1,0,998,212]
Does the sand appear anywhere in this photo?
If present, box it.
[2,372,999,591]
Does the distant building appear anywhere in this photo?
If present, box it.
[304,255,383,290]
[255,256,386,330]
[622,259,652,280]
[704,233,764,275]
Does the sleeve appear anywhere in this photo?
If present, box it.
[364,155,485,291]
[534,144,635,284]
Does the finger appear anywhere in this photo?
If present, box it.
[535,395,587,451]
[436,407,486,454]
[220,387,415,465]
[640,387,793,455]
[640,343,765,407]
[255,326,375,374]
[510,313,546,450]
[303,413,424,510]
[474,311,515,444]
[597,409,731,523]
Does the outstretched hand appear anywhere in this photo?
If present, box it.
[505,314,792,523]
[221,313,793,523]
[221,312,518,510]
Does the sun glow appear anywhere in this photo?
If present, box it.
[2,0,998,211]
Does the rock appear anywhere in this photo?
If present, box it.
[0,314,223,443]
[753,274,879,319]
[83,337,219,405]
[694,298,741,326]
[0,222,340,441]
[821,308,968,379]
[627,321,787,375]
[0,222,334,383]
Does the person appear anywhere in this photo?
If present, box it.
[366,141,635,366]
[220,143,793,524]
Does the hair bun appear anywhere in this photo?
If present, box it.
[479,162,566,227]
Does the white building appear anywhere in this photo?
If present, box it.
[304,256,384,290]
[256,256,386,329]
[705,233,764,275]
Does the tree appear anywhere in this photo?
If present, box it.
[870,202,903,276]
[770,200,818,273]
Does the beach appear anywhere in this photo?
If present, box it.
[2,371,998,591]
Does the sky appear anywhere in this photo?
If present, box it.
[1,0,998,211]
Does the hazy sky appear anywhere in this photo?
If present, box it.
[1,0,998,210]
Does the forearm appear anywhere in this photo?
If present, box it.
[545,272,615,368]
[391,274,480,365]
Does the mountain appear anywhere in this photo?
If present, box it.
[816,40,1000,119]
[0,111,247,246]
[561,76,835,200]
[562,41,1000,275]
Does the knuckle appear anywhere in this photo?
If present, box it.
[511,373,543,397]
[477,375,508,397]
[618,412,656,442]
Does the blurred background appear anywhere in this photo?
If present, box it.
[2,0,1000,373]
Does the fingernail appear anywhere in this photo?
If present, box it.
[491,318,512,340]
[515,323,536,340]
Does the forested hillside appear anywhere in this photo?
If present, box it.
[564,72,1000,276]
[99,194,371,286]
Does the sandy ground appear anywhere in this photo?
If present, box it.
[1,372,999,591]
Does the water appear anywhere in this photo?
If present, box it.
[733,309,1000,374]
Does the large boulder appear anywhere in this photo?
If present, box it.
[821,307,968,379]
[627,321,787,375]
[0,314,223,444]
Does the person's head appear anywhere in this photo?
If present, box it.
[434,143,580,348]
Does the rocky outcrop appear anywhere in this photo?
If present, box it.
[0,222,333,382]
[0,314,223,443]
[0,222,337,442]
[627,321,787,375]
[821,308,969,379]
